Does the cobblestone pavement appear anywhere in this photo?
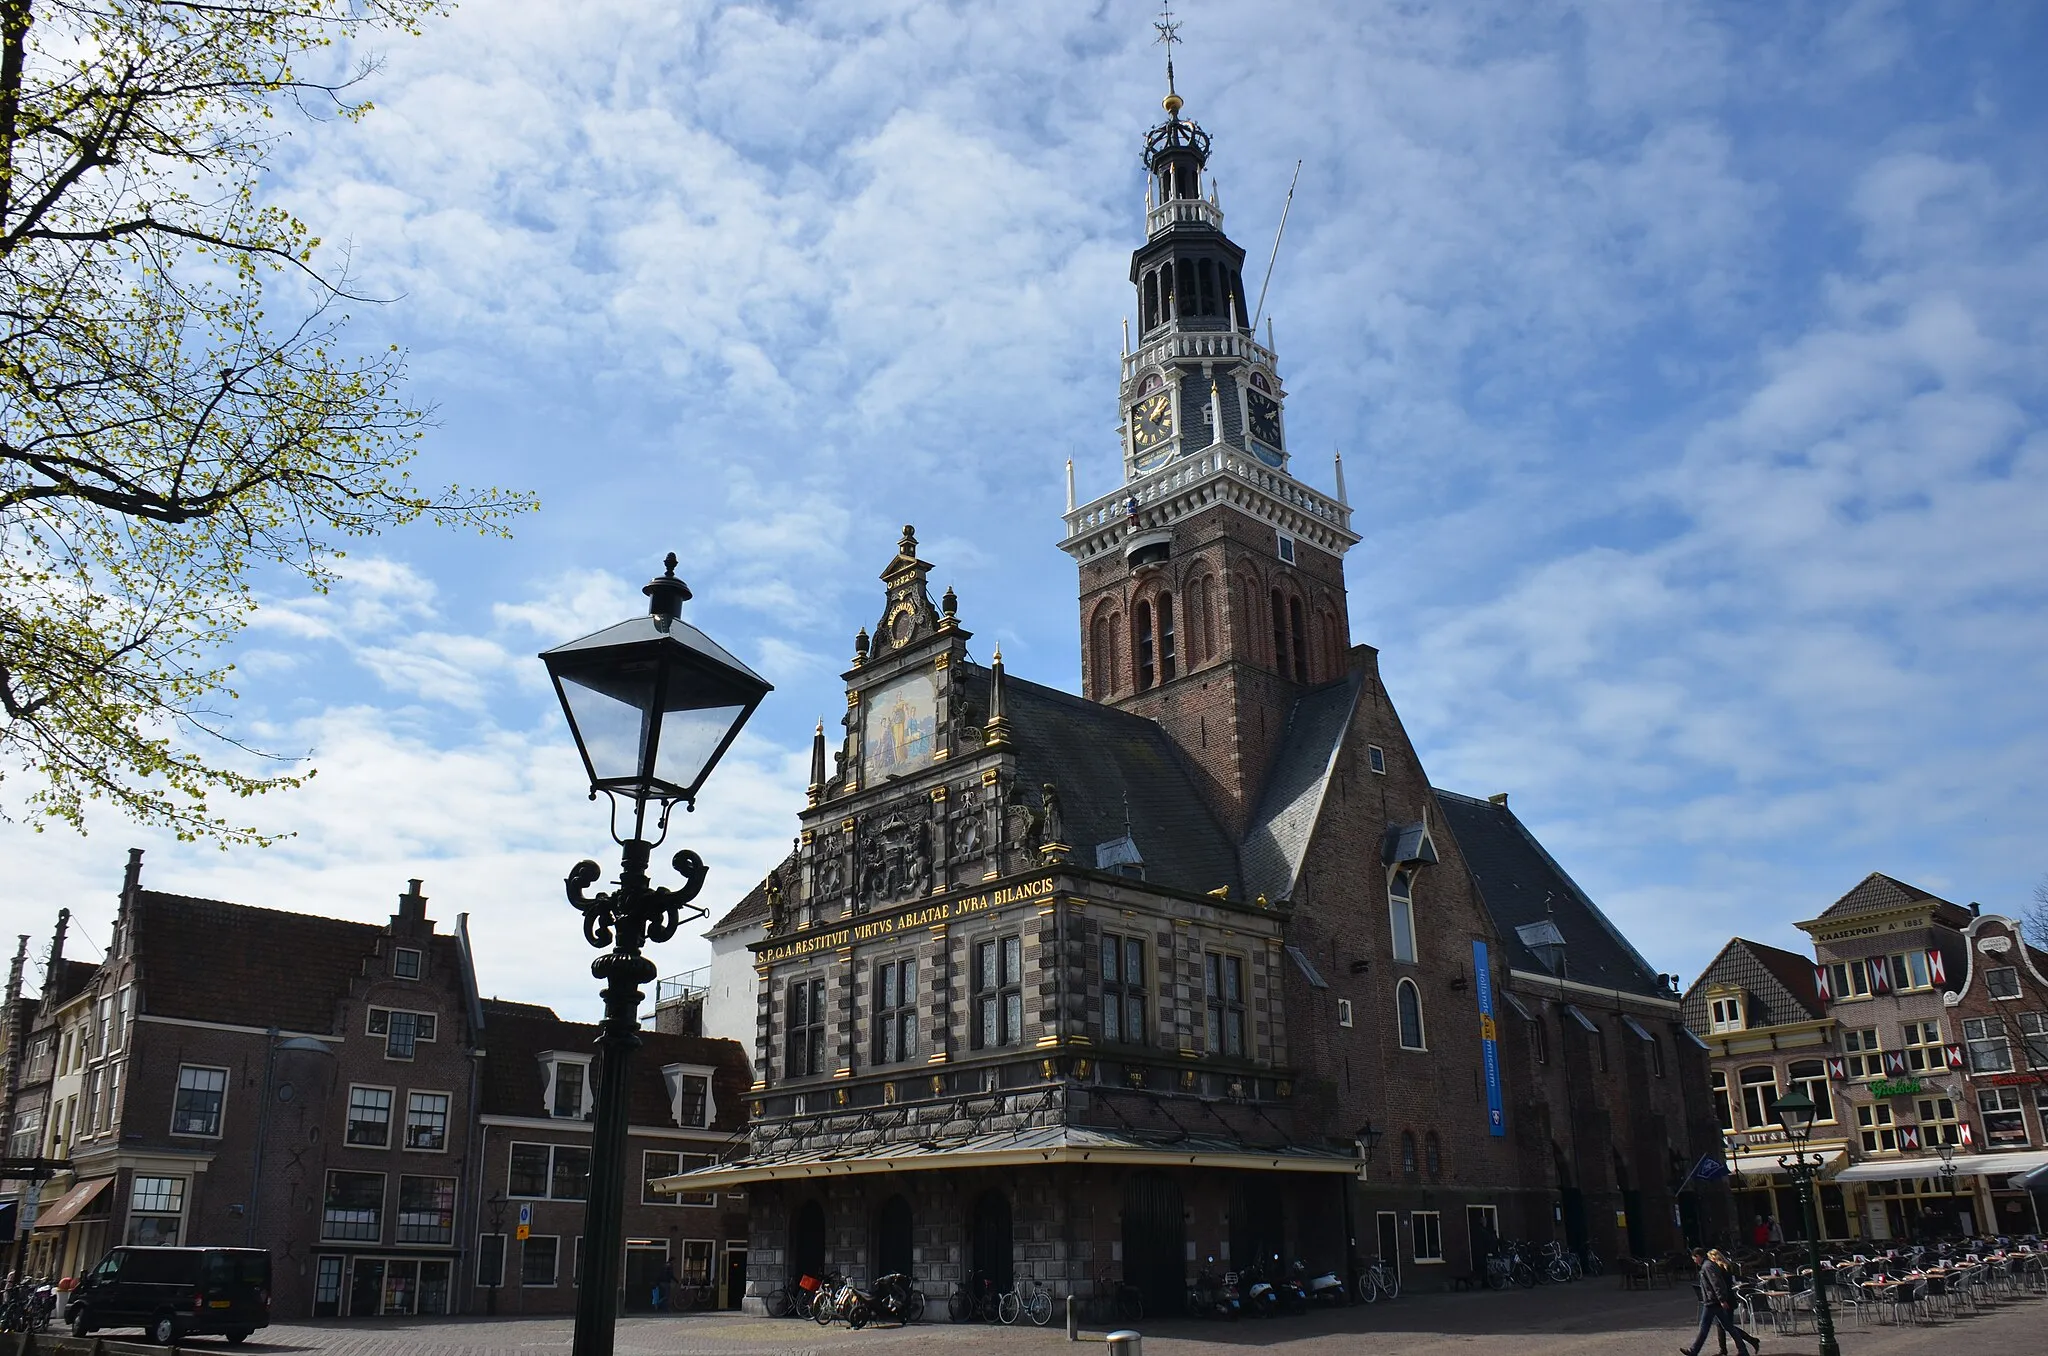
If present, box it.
[119,1281,2048,1355]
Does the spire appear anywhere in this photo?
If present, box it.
[807,720,827,804]
[1065,458,1077,512]
[1334,449,1348,505]
[984,645,1012,749]
[1155,6,1183,113]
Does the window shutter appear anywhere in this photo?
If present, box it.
[1826,1057,1846,1081]
[1958,1121,1974,1148]
[1815,967,1831,1003]
[1884,1051,1907,1077]
[1925,949,1946,985]
[1897,1125,1921,1151]
[1867,958,1891,995]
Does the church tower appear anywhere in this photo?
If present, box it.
[1059,55,1359,838]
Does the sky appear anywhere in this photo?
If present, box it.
[2,0,2044,1024]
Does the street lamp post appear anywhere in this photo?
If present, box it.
[486,1192,507,1316]
[1935,1140,1959,1237]
[540,554,772,1356]
[1771,1090,1840,1356]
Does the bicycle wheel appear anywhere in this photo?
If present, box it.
[1547,1259,1571,1284]
[999,1290,1022,1325]
[814,1293,836,1326]
[766,1286,793,1318]
[1380,1268,1401,1300]
[1584,1253,1604,1278]
[1357,1272,1379,1304]
[1513,1261,1535,1289]
[907,1289,927,1323]
[1027,1289,1053,1326]
[1118,1287,1145,1323]
[948,1288,973,1323]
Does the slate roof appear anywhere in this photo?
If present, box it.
[1816,872,1956,921]
[1679,937,1824,1032]
[965,666,1243,899]
[1435,790,1668,1000]
[476,998,751,1132]
[1241,674,1363,904]
[41,959,98,1010]
[126,890,449,1033]
[708,850,797,937]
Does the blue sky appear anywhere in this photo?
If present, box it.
[2,1,2044,1022]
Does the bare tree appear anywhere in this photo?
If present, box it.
[2024,874,2048,952]
[0,1,534,844]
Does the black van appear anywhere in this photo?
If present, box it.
[69,1246,271,1345]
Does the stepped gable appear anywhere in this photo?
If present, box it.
[1240,672,1364,904]
[1680,936,1825,1032]
[1817,872,1952,920]
[477,996,750,1131]
[41,958,98,1008]
[1435,790,1667,999]
[126,890,446,1033]
[961,663,1243,899]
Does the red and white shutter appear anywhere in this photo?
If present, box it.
[1868,957,1892,995]
[1926,949,1946,985]
[1885,1051,1908,1078]
[1827,1057,1847,1081]
[1958,1122,1974,1148]
[1946,1044,1966,1070]
[1898,1125,1921,1151]
[1815,966,1832,1003]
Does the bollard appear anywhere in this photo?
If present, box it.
[1106,1329,1142,1356]
[1067,1293,1079,1340]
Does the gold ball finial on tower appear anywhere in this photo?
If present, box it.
[1163,91,1183,115]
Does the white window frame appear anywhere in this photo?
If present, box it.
[345,1084,396,1149]
[1389,871,1417,964]
[403,1090,453,1153]
[508,1141,591,1201]
[1411,1210,1445,1263]
[169,1064,229,1139]
[1396,978,1427,1051]
[1337,998,1354,1028]
[391,947,423,981]
[1366,745,1386,775]
[1276,531,1297,565]
[520,1234,560,1287]
[661,1064,717,1130]
[643,1149,717,1207]
[321,1168,388,1243]
[126,1174,188,1247]
[539,1054,593,1120]
[365,1006,438,1061]
[394,1174,458,1247]
[1986,966,2022,1001]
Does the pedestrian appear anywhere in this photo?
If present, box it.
[659,1261,678,1312]
[1681,1246,1759,1356]
[1766,1216,1783,1247]
[1751,1215,1771,1249]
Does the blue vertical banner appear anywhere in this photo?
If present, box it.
[1473,940,1506,1137]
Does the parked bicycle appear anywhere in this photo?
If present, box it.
[1355,1254,1402,1303]
[1484,1244,1536,1290]
[764,1272,823,1319]
[1091,1269,1145,1324]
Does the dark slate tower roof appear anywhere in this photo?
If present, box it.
[1813,871,1961,922]
[1435,790,1670,1000]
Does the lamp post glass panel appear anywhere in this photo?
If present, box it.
[540,554,771,1356]
[1771,1089,1841,1356]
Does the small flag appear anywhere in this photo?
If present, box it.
[1689,1155,1730,1182]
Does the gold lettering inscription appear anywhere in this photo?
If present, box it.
[754,876,1059,964]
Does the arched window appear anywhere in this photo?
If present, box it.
[1106,612,1123,695]
[1135,601,1155,691]
[1288,595,1309,681]
[1529,1012,1549,1065]
[1400,1130,1418,1179]
[1158,592,1176,682]
[1158,263,1175,320]
[1397,979,1426,1050]
[1270,588,1288,674]
[1177,259,1196,318]
[1389,871,1417,963]
[1201,579,1219,660]
[1425,1131,1443,1181]
[1240,577,1260,659]
[1090,612,1112,699]
[1197,258,1217,316]
[1786,1059,1832,1123]
[1738,1065,1778,1129]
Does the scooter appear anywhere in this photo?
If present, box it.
[1297,1258,1349,1307]
[1240,1261,1279,1318]
[1272,1257,1308,1312]
[1189,1258,1240,1320]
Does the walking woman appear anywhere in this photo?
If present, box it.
[1682,1247,1760,1356]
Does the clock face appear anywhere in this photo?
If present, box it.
[1130,392,1174,459]
[1247,390,1283,450]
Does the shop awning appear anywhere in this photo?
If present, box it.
[1730,1149,1846,1176]
[652,1123,1363,1192]
[33,1176,111,1231]
[1833,1150,2048,1184]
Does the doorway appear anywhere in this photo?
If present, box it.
[791,1199,827,1280]
[1375,1211,1400,1285]
[875,1195,914,1278]
[624,1241,668,1312]
[1467,1205,1500,1275]
[1122,1171,1187,1317]
[724,1247,747,1310]
[1230,1175,1284,1274]
[969,1189,1013,1293]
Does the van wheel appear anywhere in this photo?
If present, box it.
[226,1330,252,1346]
[68,1308,92,1338]
[150,1312,181,1345]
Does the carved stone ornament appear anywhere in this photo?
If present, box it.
[1978,935,2012,954]
[854,801,935,910]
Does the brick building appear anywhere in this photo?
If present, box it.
[1686,874,2048,1246]
[668,78,1718,1307]
[1944,911,2048,1234]
[470,998,751,1314]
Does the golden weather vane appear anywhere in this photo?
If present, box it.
[1154,6,1184,110]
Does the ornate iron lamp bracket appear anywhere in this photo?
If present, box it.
[566,840,708,953]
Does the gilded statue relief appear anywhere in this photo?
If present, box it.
[862,671,938,783]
